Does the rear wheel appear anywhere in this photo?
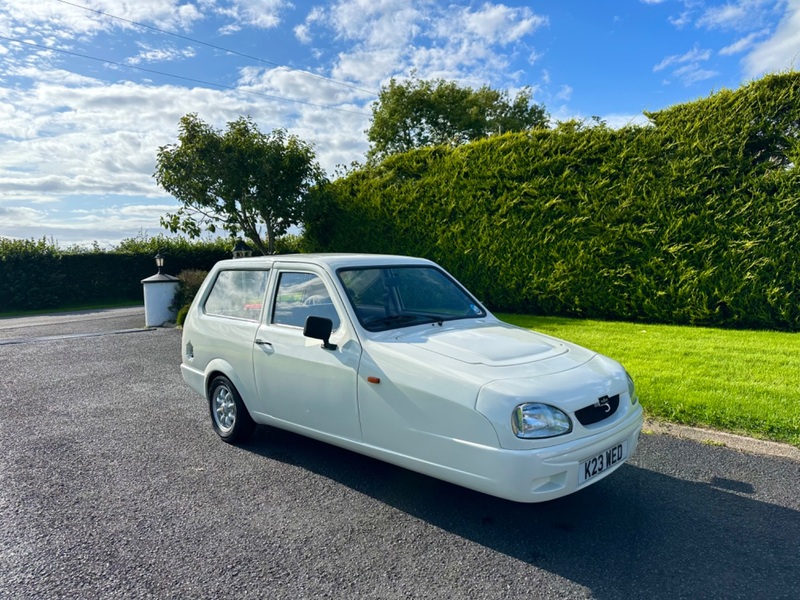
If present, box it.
[208,376,255,444]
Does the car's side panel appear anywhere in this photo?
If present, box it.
[251,265,363,441]
[179,313,258,410]
[251,327,363,439]
[180,362,205,397]
[245,410,501,489]
[185,313,261,399]
[354,342,501,472]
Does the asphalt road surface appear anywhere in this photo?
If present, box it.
[1,309,798,599]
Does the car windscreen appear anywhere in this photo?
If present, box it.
[337,266,486,332]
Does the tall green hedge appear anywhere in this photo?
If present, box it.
[0,236,231,312]
[306,72,800,330]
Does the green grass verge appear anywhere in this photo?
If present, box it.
[498,314,800,448]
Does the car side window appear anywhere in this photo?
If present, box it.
[272,272,341,331]
[204,269,269,321]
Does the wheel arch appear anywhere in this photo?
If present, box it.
[203,359,247,400]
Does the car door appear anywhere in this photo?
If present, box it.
[189,267,271,402]
[251,265,363,441]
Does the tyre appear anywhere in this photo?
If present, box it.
[208,375,255,444]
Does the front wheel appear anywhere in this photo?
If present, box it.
[208,376,255,444]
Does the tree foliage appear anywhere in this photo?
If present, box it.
[155,114,326,254]
[308,72,800,331]
[366,75,548,161]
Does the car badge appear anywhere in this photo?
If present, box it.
[594,395,612,413]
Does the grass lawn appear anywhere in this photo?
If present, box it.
[498,314,800,448]
[0,301,142,319]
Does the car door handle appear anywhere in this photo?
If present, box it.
[254,339,273,347]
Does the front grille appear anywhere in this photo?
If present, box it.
[575,394,620,426]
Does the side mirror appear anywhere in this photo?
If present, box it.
[304,315,337,350]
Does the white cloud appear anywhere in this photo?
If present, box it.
[0,198,171,246]
[127,43,197,65]
[94,0,205,31]
[0,0,205,38]
[295,6,325,44]
[0,0,554,247]
[0,201,184,247]
[311,1,547,88]
[0,0,291,51]
[653,44,719,85]
[663,1,779,31]
[404,42,512,85]
[0,65,371,246]
[333,48,407,88]
[0,205,47,222]
[541,68,551,85]
[697,3,749,30]
[213,0,290,30]
[327,0,422,48]
[654,46,712,72]
[456,3,548,45]
[237,65,374,109]
[673,63,719,85]
[294,23,312,44]
[743,0,800,76]
[601,113,650,128]
[424,3,546,79]
[669,11,692,28]
[695,0,780,32]
[71,203,179,225]
[720,30,769,55]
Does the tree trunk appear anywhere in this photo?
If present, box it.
[247,234,268,256]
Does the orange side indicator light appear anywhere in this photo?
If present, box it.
[367,376,381,384]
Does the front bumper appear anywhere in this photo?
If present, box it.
[466,404,644,503]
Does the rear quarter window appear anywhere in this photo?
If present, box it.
[203,269,269,320]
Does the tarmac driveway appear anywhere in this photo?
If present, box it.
[1,308,799,599]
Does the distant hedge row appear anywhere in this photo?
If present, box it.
[0,236,231,312]
[306,73,800,330]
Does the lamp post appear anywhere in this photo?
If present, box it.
[232,239,253,259]
[155,252,165,274]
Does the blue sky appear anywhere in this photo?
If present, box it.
[1,0,798,247]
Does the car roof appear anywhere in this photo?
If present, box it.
[212,253,437,271]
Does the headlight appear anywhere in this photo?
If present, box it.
[512,403,572,439]
[626,372,639,405]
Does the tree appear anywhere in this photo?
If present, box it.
[155,113,325,255]
[366,75,548,161]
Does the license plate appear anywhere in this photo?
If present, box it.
[579,440,628,484]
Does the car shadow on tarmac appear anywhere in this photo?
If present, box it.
[239,425,800,600]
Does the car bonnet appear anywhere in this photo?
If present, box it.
[391,320,594,370]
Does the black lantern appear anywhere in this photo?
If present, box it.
[232,239,253,259]
[154,252,165,274]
